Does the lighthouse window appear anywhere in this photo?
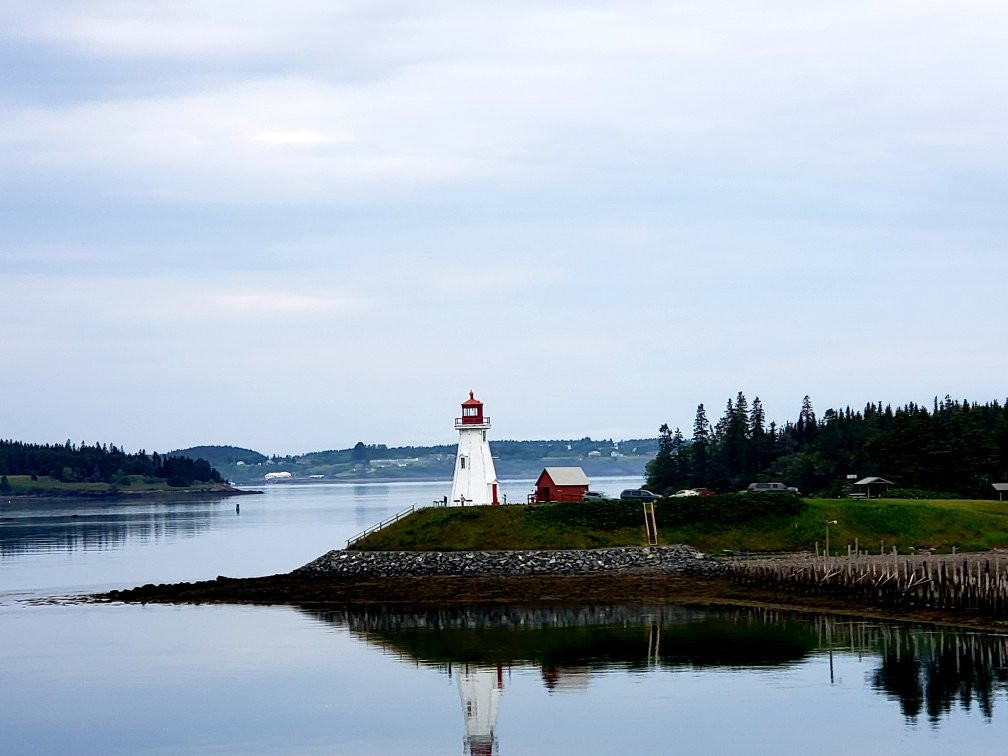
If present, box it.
[482,431,487,442]
[460,457,466,469]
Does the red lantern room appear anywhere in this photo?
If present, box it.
[459,390,485,425]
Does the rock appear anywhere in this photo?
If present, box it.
[295,545,723,579]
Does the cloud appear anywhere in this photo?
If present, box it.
[2,2,1008,452]
[204,289,369,317]
[0,274,376,329]
[0,76,526,203]
[3,1,1005,212]
[251,130,348,147]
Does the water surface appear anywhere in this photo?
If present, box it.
[3,479,1007,754]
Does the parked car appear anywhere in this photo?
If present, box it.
[693,488,717,496]
[620,488,660,501]
[743,482,797,494]
[582,491,607,501]
[671,489,699,497]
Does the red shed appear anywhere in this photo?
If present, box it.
[534,467,590,503]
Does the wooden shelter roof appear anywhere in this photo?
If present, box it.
[854,476,894,486]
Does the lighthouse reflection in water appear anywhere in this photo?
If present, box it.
[458,664,503,756]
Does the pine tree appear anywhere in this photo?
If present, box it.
[692,404,710,484]
[732,391,751,478]
[800,395,816,436]
[645,424,676,492]
[749,396,767,472]
[671,427,690,483]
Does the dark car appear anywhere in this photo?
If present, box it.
[743,482,798,495]
[620,488,660,501]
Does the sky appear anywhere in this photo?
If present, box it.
[2,1,1007,455]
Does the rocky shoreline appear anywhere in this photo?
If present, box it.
[297,544,722,578]
[87,546,1008,631]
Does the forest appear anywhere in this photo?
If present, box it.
[646,394,1008,499]
[0,440,222,488]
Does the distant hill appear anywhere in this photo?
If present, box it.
[203,438,658,484]
[169,445,268,468]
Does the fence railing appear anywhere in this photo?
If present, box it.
[346,504,416,548]
[345,491,531,548]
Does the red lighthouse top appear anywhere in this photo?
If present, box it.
[460,390,485,425]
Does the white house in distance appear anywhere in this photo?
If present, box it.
[450,391,500,506]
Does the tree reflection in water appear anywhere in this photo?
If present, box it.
[0,502,223,555]
[868,626,1008,722]
[304,604,1008,730]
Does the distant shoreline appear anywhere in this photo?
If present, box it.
[233,470,646,487]
[249,472,643,487]
[3,485,258,502]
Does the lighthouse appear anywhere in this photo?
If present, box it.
[450,391,500,506]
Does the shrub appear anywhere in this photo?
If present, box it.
[527,493,806,530]
[882,487,961,500]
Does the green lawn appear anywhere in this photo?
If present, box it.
[352,497,1008,554]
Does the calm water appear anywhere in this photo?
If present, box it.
[3,478,1008,754]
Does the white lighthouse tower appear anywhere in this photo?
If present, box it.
[450,391,500,506]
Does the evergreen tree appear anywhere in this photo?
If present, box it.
[691,404,710,484]
[800,395,816,441]
[645,424,676,492]
[749,396,767,472]
[732,391,751,479]
[650,391,1008,497]
[671,427,690,483]
[351,441,370,463]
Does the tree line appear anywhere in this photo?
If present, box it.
[0,440,223,487]
[646,393,1008,498]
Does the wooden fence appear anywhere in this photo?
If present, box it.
[726,552,1008,617]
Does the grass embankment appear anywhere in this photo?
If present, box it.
[353,496,1008,555]
[1,474,238,497]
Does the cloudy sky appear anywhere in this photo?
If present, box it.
[3,1,1006,454]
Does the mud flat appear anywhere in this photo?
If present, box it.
[88,546,1008,631]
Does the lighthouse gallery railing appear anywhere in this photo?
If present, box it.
[454,416,491,428]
